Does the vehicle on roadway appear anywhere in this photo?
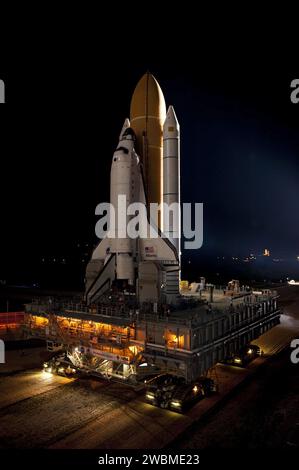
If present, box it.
[145,373,217,412]
[220,344,262,367]
[43,354,77,377]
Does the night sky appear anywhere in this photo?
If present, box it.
[0,38,298,286]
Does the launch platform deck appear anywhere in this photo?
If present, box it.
[22,287,280,383]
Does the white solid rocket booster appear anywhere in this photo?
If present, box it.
[162,106,181,302]
[163,105,180,258]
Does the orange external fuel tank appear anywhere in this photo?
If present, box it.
[130,73,166,227]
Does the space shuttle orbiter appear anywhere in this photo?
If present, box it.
[85,73,180,306]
